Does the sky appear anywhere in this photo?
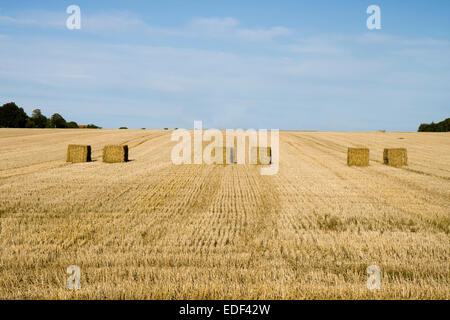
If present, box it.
[0,0,449,130]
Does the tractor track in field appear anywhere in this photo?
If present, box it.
[303,132,450,179]
[285,133,449,232]
[288,133,450,203]
[0,161,73,180]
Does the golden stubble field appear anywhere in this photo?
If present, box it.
[0,129,449,299]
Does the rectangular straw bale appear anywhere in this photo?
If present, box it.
[383,148,407,167]
[66,144,91,163]
[212,147,234,164]
[347,148,369,166]
[250,147,272,165]
[103,145,128,163]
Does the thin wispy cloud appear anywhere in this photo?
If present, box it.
[0,11,292,42]
[0,10,66,29]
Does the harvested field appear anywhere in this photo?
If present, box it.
[0,129,449,299]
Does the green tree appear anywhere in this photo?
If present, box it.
[66,121,79,128]
[45,118,53,128]
[31,109,48,128]
[50,113,67,128]
[418,118,450,132]
[0,102,29,128]
[418,123,433,132]
[87,124,101,129]
[436,118,450,132]
[25,118,36,128]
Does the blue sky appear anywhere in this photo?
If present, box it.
[0,0,449,130]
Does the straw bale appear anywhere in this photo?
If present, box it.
[347,148,369,166]
[383,148,407,167]
[212,147,234,164]
[103,145,129,163]
[66,144,91,163]
[250,147,272,165]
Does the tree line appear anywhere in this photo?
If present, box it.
[418,118,450,132]
[0,102,100,129]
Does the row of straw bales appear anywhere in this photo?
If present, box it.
[67,144,272,165]
[67,144,406,167]
[66,145,128,163]
[347,148,407,167]
[210,147,272,165]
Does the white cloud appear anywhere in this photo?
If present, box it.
[190,17,239,30]
[0,15,33,25]
[400,38,450,46]
[83,11,149,34]
[236,26,291,41]
[0,11,65,29]
[287,42,345,55]
[0,10,291,42]
[356,32,394,44]
[188,17,291,41]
